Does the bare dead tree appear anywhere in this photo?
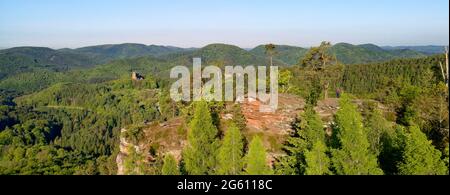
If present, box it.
[439,46,449,86]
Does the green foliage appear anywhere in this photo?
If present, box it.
[0,42,448,175]
[444,145,449,175]
[398,126,447,175]
[250,43,425,65]
[183,100,219,175]
[162,154,180,175]
[341,55,442,95]
[330,43,425,64]
[305,76,322,106]
[69,43,188,63]
[279,69,294,93]
[378,125,407,175]
[304,141,331,175]
[300,41,336,69]
[244,136,272,175]
[276,107,326,175]
[217,123,244,175]
[250,44,308,65]
[331,95,383,175]
[363,105,394,156]
[231,104,247,131]
[123,145,146,175]
[0,144,100,175]
[123,125,144,145]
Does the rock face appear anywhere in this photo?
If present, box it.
[116,118,187,175]
[238,94,305,164]
[116,128,138,175]
[241,94,305,135]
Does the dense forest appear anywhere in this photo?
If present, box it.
[0,42,448,175]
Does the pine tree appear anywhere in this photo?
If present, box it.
[398,126,447,175]
[162,154,180,175]
[276,107,326,175]
[331,95,383,175]
[182,100,219,175]
[244,136,272,175]
[231,104,247,131]
[364,107,393,156]
[217,123,244,175]
[305,141,331,175]
[378,125,407,175]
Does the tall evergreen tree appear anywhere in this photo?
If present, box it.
[364,106,394,156]
[331,95,383,175]
[378,125,407,175]
[244,136,272,175]
[276,107,327,175]
[217,123,244,175]
[398,126,447,175]
[304,141,331,175]
[182,100,219,175]
[162,154,180,175]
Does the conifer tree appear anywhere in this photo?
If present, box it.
[182,100,219,175]
[398,126,447,175]
[331,95,383,175]
[162,154,180,175]
[217,123,244,175]
[244,136,272,175]
[278,107,327,174]
[305,141,331,175]
[378,125,407,175]
[364,107,393,156]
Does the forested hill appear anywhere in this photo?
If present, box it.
[382,45,447,55]
[0,47,99,80]
[0,42,433,81]
[330,43,425,64]
[0,42,442,95]
[62,43,195,63]
[164,43,288,67]
[0,41,448,175]
[0,44,194,81]
[250,43,427,65]
[250,45,309,65]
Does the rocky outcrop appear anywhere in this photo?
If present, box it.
[116,128,142,175]
[241,94,305,135]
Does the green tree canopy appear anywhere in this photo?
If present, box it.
[162,154,180,175]
[300,41,335,70]
[331,95,383,175]
[182,100,219,175]
[398,125,447,175]
[304,141,331,175]
[277,107,327,174]
[217,123,244,175]
[244,136,272,175]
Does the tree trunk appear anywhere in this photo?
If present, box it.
[324,82,329,99]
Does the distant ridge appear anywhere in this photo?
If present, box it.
[250,43,426,65]
[382,45,447,55]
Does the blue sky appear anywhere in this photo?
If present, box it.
[0,0,448,48]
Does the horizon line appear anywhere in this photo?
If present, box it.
[1,42,449,50]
